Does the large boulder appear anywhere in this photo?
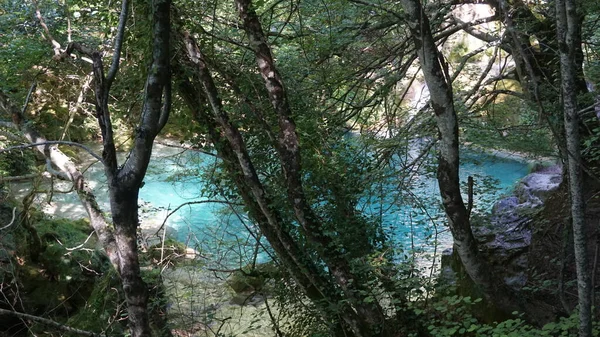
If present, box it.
[514,165,562,206]
[444,164,562,291]
[480,164,561,289]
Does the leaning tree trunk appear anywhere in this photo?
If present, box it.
[175,30,370,337]
[399,0,494,293]
[0,92,120,268]
[233,1,388,335]
[556,0,592,335]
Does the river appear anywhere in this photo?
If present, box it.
[9,142,530,265]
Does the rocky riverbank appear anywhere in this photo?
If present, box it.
[440,163,564,322]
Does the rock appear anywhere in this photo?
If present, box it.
[444,164,562,291]
[229,292,266,306]
[482,164,561,289]
[227,271,265,294]
[438,248,460,287]
[514,165,562,206]
[184,247,198,259]
[226,262,280,295]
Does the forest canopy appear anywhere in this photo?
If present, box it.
[1,0,600,336]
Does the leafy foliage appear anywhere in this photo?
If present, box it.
[422,294,600,337]
[1,0,600,335]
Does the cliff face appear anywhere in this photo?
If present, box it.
[477,165,563,289]
[525,167,600,323]
[442,164,571,323]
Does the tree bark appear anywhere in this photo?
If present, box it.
[233,2,387,334]
[64,0,172,335]
[556,0,592,335]
[0,92,120,269]
[399,0,494,293]
[176,31,365,337]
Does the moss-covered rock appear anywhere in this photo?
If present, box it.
[0,211,110,336]
[65,269,126,336]
[226,262,280,294]
[148,238,187,263]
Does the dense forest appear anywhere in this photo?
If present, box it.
[1,0,600,336]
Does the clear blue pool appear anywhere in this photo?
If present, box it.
[130,145,529,262]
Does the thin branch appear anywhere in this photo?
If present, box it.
[61,72,94,141]
[0,174,40,182]
[0,207,17,231]
[153,200,244,236]
[65,231,95,251]
[434,15,499,43]
[485,89,528,100]
[106,0,130,89]
[154,139,218,157]
[32,0,62,56]
[22,81,37,116]
[451,15,500,42]
[450,44,491,83]
[348,0,403,20]
[0,308,101,337]
[0,141,103,162]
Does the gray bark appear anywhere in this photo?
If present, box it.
[399,0,494,292]
[556,0,592,335]
[233,1,387,335]
[0,92,120,269]
[65,0,172,335]
[177,31,365,337]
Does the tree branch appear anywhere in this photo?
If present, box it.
[0,141,103,162]
[0,174,40,182]
[106,0,130,89]
[0,308,101,337]
[0,207,17,231]
[118,0,171,186]
[451,15,500,43]
[31,0,62,56]
[0,90,119,269]
[153,199,243,236]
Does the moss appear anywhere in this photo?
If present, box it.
[2,213,108,334]
[35,217,93,243]
[0,148,36,177]
[226,262,281,294]
[148,238,187,263]
[65,269,127,336]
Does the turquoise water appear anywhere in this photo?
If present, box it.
[130,146,529,261]
[361,151,530,251]
[9,142,528,265]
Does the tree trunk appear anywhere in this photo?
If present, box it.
[0,92,120,268]
[65,0,172,335]
[175,32,367,337]
[111,189,151,337]
[233,1,387,334]
[556,0,592,335]
[399,0,494,293]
